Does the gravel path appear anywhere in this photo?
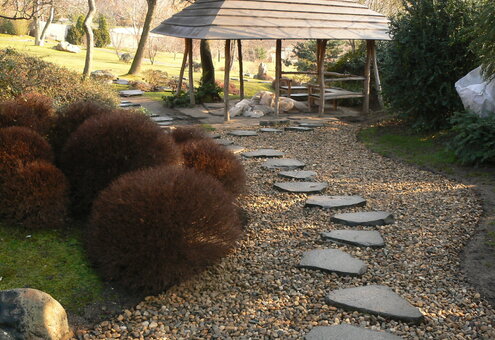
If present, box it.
[82,121,494,339]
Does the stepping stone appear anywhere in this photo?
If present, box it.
[332,211,394,226]
[262,159,305,170]
[215,139,234,146]
[114,79,130,85]
[278,170,317,180]
[260,119,290,126]
[326,285,424,324]
[299,122,325,128]
[305,195,366,209]
[321,230,385,248]
[119,90,144,97]
[209,133,221,139]
[119,102,141,108]
[274,182,327,193]
[299,249,367,276]
[226,145,245,154]
[228,130,258,137]
[305,325,402,340]
[259,128,283,133]
[152,116,174,122]
[242,149,285,158]
[149,113,160,117]
[285,126,313,132]
[157,121,173,126]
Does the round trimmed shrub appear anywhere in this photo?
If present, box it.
[0,126,54,165]
[0,160,68,229]
[87,165,243,293]
[0,92,55,136]
[60,111,181,217]
[180,138,246,196]
[171,126,209,144]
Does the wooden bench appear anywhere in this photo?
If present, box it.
[307,73,366,110]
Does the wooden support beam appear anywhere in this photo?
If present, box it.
[187,38,195,106]
[318,39,327,116]
[371,40,384,109]
[237,40,244,100]
[363,39,373,114]
[224,39,231,122]
[177,40,188,97]
[274,39,282,117]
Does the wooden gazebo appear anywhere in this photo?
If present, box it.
[152,0,390,122]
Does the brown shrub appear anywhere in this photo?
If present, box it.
[0,160,68,229]
[87,165,242,293]
[171,126,209,144]
[0,92,55,136]
[216,81,240,95]
[60,111,181,217]
[0,126,54,165]
[180,139,246,196]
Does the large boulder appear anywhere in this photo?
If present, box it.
[54,41,80,54]
[0,288,72,340]
[256,63,269,80]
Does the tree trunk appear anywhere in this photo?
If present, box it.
[33,0,40,45]
[128,0,157,75]
[82,0,96,78]
[200,39,215,86]
[38,6,54,47]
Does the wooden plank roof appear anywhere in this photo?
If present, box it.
[152,0,390,40]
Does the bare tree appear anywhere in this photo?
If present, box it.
[82,0,96,78]
[147,36,159,65]
[0,0,52,20]
[127,0,157,74]
[38,5,54,46]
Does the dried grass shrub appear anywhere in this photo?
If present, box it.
[87,166,242,293]
[181,139,246,196]
[0,160,68,229]
[60,111,181,217]
[171,126,209,144]
[0,126,54,165]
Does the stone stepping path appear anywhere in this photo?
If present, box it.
[226,145,245,154]
[326,285,424,324]
[228,130,258,137]
[259,128,283,133]
[331,211,394,226]
[262,159,305,170]
[209,133,221,139]
[299,122,325,128]
[285,126,314,132]
[274,182,327,193]
[321,230,385,248]
[299,249,367,276]
[152,116,174,122]
[260,119,290,126]
[305,324,403,340]
[119,89,144,97]
[278,170,317,180]
[242,149,285,158]
[305,195,366,209]
[215,139,234,146]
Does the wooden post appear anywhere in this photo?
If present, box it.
[274,39,282,117]
[224,39,231,121]
[187,38,195,106]
[176,39,188,96]
[318,39,327,116]
[371,41,384,109]
[237,40,244,100]
[363,39,373,114]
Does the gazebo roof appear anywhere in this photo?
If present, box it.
[152,0,390,40]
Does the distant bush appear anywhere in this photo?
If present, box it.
[216,81,239,96]
[181,138,246,196]
[171,126,209,144]
[0,160,68,229]
[0,49,119,107]
[87,165,242,293]
[0,19,29,35]
[0,127,54,165]
[60,111,181,217]
[142,69,169,87]
[449,112,495,165]
[94,15,111,48]
[0,92,55,136]
[66,15,85,45]
[119,53,133,63]
[0,19,15,35]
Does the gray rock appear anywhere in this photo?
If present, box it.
[299,122,325,128]
[151,116,174,122]
[299,249,367,276]
[90,70,115,83]
[119,90,144,97]
[157,121,173,126]
[262,159,305,170]
[242,149,285,158]
[274,182,327,193]
[0,288,72,340]
[331,211,394,226]
[228,130,258,137]
[259,119,290,126]
[119,102,141,108]
[54,41,80,53]
[278,170,317,180]
[305,325,403,340]
[215,139,234,146]
[259,128,283,133]
[285,126,313,132]
[209,134,221,139]
[321,230,385,248]
[326,285,424,324]
[226,145,245,154]
[305,195,366,209]
[114,79,130,85]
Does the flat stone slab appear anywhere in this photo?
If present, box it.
[321,230,385,248]
[259,128,284,133]
[262,159,305,170]
[285,126,314,132]
[114,79,130,85]
[299,122,325,128]
[326,285,424,324]
[215,139,234,146]
[274,182,327,193]
[119,90,144,97]
[157,121,173,126]
[305,195,366,209]
[299,249,367,276]
[152,116,174,122]
[226,145,245,154]
[119,102,141,108]
[278,170,317,180]
[260,119,290,126]
[228,130,258,137]
[305,325,402,340]
[242,149,285,158]
[209,133,221,139]
[331,211,394,226]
